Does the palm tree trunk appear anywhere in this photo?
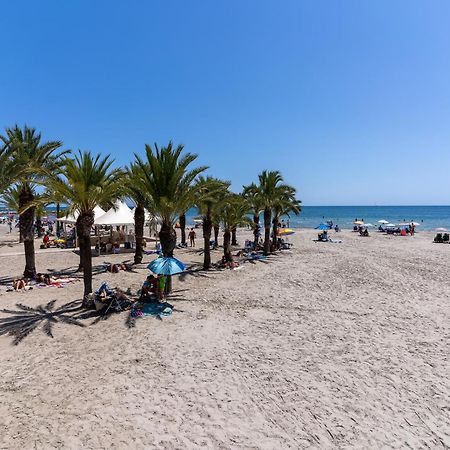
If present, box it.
[19,186,36,278]
[36,214,42,238]
[231,227,238,246]
[134,204,145,264]
[213,224,219,247]
[203,213,212,270]
[56,202,61,235]
[253,214,259,246]
[159,221,177,294]
[159,222,177,257]
[263,208,271,256]
[76,212,94,301]
[180,213,186,245]
[223,230,232,262]
[272,216,279,250]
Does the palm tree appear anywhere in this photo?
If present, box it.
[45,151,124,300]
[219,194,251,262]
[213,224,220,247]
[0,125,66,277]
[126,162,152,264]
[195,176,230,269]
[257,170,292,256]
[134,141,207,257]
[0,147,14,195]
[1,186,23,241]
[272,186,301,248]
[0,186,20,213]
[243,182,264,247]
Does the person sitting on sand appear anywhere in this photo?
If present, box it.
[140,275,159,300]
[112,241,120,254]
[359,228,369,237]
[219,255,239,269]
[318,230,328,241]
[12,278,29,290]
[43,233,50,248]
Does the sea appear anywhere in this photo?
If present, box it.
[2,205,450,231]
[185,206,450,231]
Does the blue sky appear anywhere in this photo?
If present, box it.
[1,1,449,205]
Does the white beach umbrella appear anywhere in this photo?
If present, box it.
[378,220,389,224]
[385,223,396,228]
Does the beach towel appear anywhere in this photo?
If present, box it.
[245,254,267,261]
[131,302,173,318]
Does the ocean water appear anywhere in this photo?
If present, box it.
[276,206,450,231]
[2,205,449,231]
[184,205,450,231]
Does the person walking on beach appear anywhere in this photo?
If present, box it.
[8,220,12,233]
[188,228,196,247]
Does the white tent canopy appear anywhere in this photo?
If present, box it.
[57,205,106,224]
[95,200,134,226]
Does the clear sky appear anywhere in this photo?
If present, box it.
[1,1,449,205]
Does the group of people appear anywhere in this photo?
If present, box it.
[277,219,290,228]
[95,239,121,254]
[10,272,77,291]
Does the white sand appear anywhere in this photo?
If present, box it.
[0,225,449,449]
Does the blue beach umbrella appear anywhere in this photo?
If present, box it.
[147,256,186,275]
[315,223,330,230]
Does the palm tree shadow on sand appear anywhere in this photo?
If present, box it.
[0,299,85,345]
[0,289,187,344]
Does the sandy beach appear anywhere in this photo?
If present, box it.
[0,225,449,449]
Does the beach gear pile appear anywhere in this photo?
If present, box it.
[94,282,133,312]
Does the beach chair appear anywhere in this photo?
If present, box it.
[443,233,449,243]
[434,233,443,243]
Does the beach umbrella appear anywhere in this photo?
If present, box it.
[277,228,295,236]
[315,223,330,230]
[385,223,396,228]
[353,220,365,225]
[435,227,448,232]
[147,256,186,275]
[411,222,421,226]
[378,220,389,224]
[364,223,374,228]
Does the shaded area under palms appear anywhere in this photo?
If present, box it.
[0,300,85,345]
